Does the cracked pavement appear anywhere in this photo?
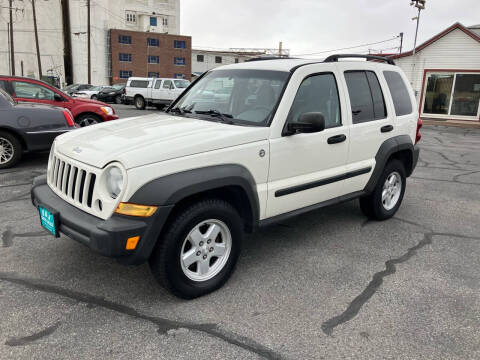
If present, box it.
[0,124,479,359]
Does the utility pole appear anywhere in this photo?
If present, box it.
[32,0,42,79]
[410,0,426,55]
[278,41,283,57]
[61,0,73,85]
[87,0,91,84]
[399,32,404,54]
[9,0,15,75]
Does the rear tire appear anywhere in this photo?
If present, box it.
[360,159,406,220]
[135,96,145,110]
[0,131,22,169]
[149,199,243,299]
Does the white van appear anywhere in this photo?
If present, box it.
[125,77,190,110]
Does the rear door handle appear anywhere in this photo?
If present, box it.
[381,125,394,133]
[327,134,347,144]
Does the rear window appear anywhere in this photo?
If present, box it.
[129,80,149,88]
[383,71,412,116]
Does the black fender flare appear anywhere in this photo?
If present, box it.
[364,135,414,194]
[128,164,260,227]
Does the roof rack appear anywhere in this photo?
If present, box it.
[323,54,395,65]
[245,56,295,62]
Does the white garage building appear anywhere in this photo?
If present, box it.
[389,23,480,122]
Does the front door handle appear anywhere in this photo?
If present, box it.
[327,134,347,144]
[381,125,394,133]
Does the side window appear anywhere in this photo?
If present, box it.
[344,71,387,123]
[163,80,173,89]
[366,71,387,120]
[287,73,341,129]
[0,80,8,92]
[12,81,54,100]
[383,71,413,116]
[154,80,162,89]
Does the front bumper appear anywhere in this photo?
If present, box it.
[31,176,173,265]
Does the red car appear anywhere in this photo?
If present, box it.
[0,76,119,127]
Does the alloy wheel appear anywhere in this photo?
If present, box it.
[180,219,232,282]
[381,171,402,210]
[0,137,14,165]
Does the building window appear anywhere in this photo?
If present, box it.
[174,40,186,49]
[196,54,204,62]
[163,18,168,26]
[150,17,157,26]
[148,55,159,64]
[148,72,159,78]
[174,73,185,79]
[119,53,132,62]
[215,56,222,64]
[120,70,132,79]
[126,12,136,23]
[147,38,159,47]
[235,58,239,63]
[174,57,186,66]
[118,35,131,44]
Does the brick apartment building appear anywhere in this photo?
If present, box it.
[109,29,192,84]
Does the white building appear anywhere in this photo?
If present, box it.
[1,0,180,86]
[389,23,480,122]
[191,49,263,78]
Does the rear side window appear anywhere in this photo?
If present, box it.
[383,71,412,116]
[344,71,387,124]
[129,80,149,88]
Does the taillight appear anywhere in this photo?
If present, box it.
[415,118,423,144]
[62,109,75,127]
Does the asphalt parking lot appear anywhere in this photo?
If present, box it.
[0,120,479,359]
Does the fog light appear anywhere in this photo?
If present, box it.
[126,236,140,250]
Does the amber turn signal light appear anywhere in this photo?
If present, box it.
[125,236,140,250]
[115,203,158,217]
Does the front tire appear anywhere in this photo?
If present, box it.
[360,159,406,220]
[114,95,122,104]
[75,114,102,127]
[149,199,243,299]
[0,131,22,169]
[134,96,145,110]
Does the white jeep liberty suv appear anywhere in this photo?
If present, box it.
[32,54,421,299]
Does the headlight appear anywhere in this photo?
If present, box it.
[105,166,123,199]
[101,106,114,115]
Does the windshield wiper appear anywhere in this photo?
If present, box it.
[170,107,192,115]
[195,109,234,124]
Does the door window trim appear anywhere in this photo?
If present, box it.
[282,71,343,136]
[344,70,388,124]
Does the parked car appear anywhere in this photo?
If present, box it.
[73,85,109,100]
[0,89,76,168]
[125,77,190,110]
[64,84,93,95]
[0,76,119,127]
[96,84,126,104]
[31,55,421,299]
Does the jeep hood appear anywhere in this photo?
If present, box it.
[54,114,269,169]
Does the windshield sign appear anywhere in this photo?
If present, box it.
[171,69,289,126]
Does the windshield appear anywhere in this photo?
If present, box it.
[174,79,190,89]
[112,84,124,90]
[64,84,78,90]
[89,86,102,91]
[171,69,289,126]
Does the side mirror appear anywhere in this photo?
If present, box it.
[286,112,325,135]
[54,93,64,102]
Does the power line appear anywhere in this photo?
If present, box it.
[291,36,400,56]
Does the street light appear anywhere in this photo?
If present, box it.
[410,0,426,55]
